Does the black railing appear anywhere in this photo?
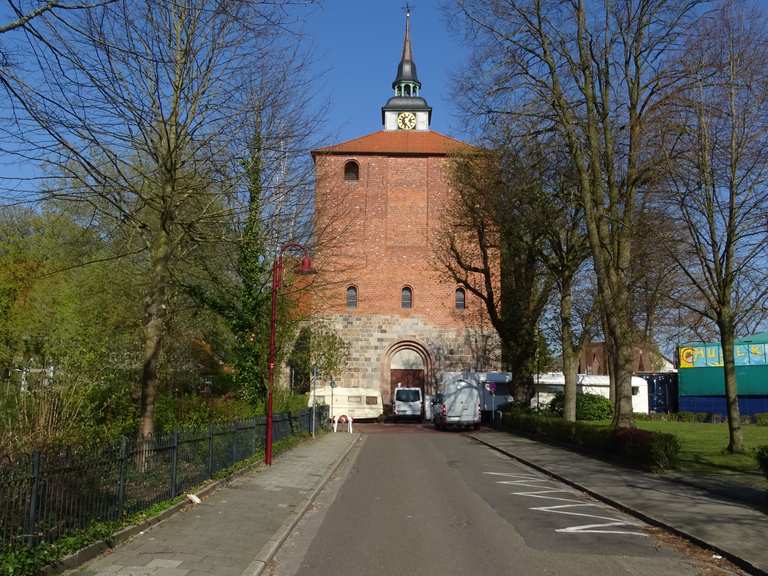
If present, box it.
[0,406,327,551]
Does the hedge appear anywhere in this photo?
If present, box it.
[501,411,680,471]
[757,446,768,481]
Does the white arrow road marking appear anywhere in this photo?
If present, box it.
[530,504,647,536]
[484,471,647,537]
[557,523,647,535]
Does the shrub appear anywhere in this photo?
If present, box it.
[547,392,614,421]
[756,446,768,480]
[755,413,768,427]
[694,412,710,423]
[504,399,535,414]
[677,411,696,422]
[501,411,679,471]
[612,427,680,471]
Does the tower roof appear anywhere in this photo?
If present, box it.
[393,8,419,88]
[312,130,470,157]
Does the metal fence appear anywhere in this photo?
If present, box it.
[0,407,328,551]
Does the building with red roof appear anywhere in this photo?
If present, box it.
[309,10,499,407]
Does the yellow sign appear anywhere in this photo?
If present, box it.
[679,347,695,368]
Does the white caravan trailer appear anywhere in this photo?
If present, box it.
[308,386,384,421]
[531,373,649,414]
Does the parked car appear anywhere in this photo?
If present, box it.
[433,373,482,430]
[393,386,423,419]
[308,386,383,421]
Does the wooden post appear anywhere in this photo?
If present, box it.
[117,436,128,518]
[170,432,179,498]
[26,451,40,547]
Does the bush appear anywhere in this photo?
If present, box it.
[756,446,768,480]
[612,427,680,470]
[677,411,696,422]
[501,411,679,471]
[547,392,614,421]
[755,413,768,427]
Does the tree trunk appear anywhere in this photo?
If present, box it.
[139,225,171,440]
[512,324,538,405]
[611,337,635,428]
[718,313,744,453]
[560,283,577,422]
[604,285,634,428]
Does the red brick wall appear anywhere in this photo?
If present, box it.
[313,152,477,329]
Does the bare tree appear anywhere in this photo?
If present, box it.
[629,207,683,351]
[534,144,595,422]
[451,0,702,427]
[436,149,553,402]
[658,1,768,452]
[0,0,315,439]
[0,0,112,36]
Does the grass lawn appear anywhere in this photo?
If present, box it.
[635,420,768,476]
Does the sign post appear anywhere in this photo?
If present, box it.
[487,382,497,425]
[311,366,318,437]
[330,377,337,422]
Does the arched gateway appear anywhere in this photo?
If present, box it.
[382,340,432,406]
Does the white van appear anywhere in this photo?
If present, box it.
[392,386,423,419]
[433,373,482,430]
[308,386,383,421]
[439,371,515,416]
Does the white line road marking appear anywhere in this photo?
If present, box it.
[483,471,647,537]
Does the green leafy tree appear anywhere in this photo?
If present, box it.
[1,0,316,439]
[234,130,271,402]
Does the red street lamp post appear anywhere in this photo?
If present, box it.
[265,242,314,466]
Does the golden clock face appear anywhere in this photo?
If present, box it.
[397,112,417,130]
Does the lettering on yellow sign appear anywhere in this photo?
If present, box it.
[679,347,695,368]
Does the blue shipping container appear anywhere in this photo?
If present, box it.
[678,395,768,416]
[639,373,679,413]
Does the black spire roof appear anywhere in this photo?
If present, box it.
[392,8,420,89]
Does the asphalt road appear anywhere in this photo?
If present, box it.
[269,426,737,576]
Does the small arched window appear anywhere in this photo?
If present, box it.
[346,286,358,309]
[401,286,413,309]
[455,288,466,310]
[344,160,359,181]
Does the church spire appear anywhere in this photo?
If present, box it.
[400,7,414,68]
[382,6,431,130]
[393,6,420,96]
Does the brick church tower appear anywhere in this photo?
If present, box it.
[310,10,498,406]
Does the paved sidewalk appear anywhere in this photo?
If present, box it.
[70,433,360,576]
[470,431,768,575]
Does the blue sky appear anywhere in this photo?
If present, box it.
[0,1,470,199]
[299,1,471,145]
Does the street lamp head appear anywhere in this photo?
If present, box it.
[298,254,315,275]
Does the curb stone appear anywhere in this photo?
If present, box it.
[45,435,316,575]
[468,432,767,576]
[240,433,362,576]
